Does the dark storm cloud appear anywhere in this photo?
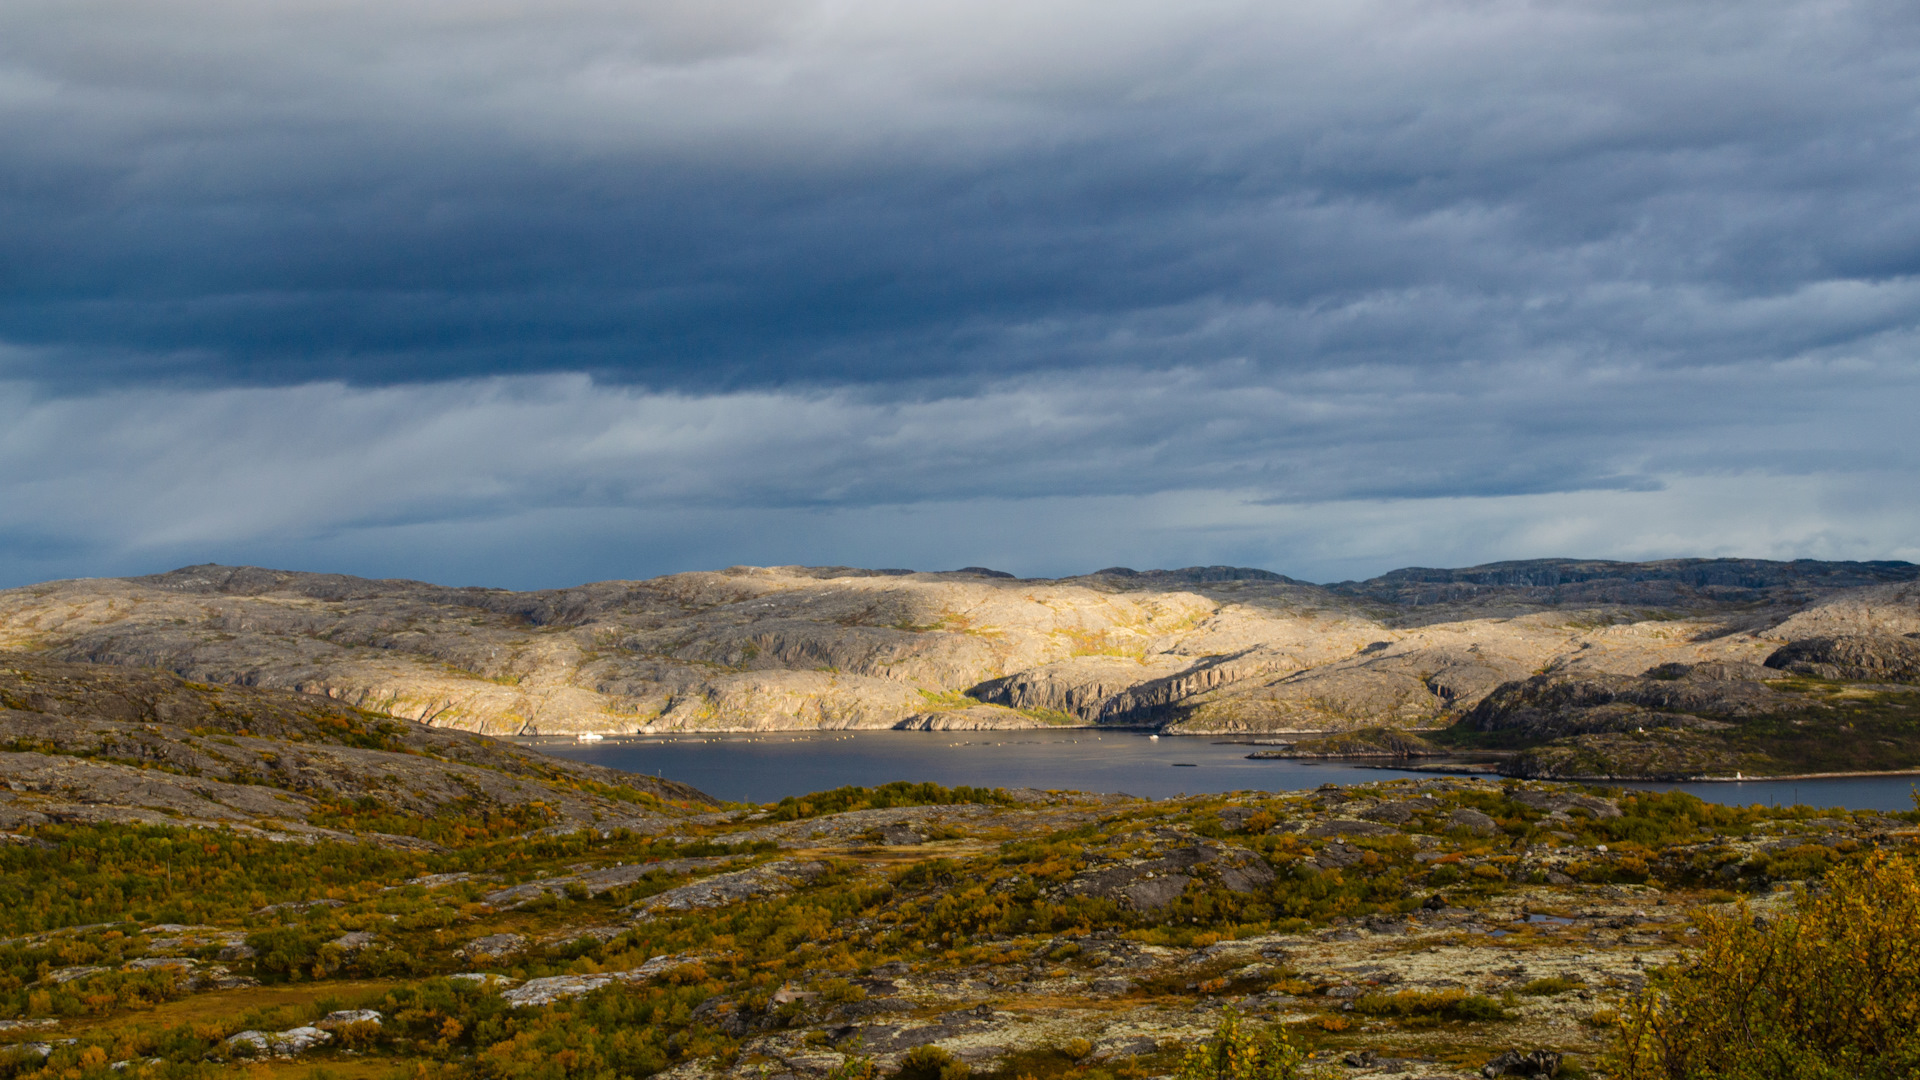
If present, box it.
[1,0,1918,586]
[4,0,1919,390]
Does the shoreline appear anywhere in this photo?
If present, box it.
[1382,763,1920,784]
[1548,767,1920,783]
[516,732,1920,787]
[506,726,1140,742]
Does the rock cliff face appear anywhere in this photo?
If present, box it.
[0,558,1913,736]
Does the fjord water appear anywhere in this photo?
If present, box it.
[538,730,1920,811]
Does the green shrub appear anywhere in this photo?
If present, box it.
[817,977,867,1003]
[1174,1009,1308,1080]
[768,782,1015,822]
[895,1044,971,1080]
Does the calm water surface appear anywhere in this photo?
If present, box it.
[536,730,1920,811]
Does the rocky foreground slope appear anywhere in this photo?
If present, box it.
[1,559,1914,740]
[0,760,1908,1080]
[0,651,713,843]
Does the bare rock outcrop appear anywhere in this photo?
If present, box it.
[1060,839,1275,911]
[225,1027,331,1058]
[1767,581,1920,638]
[628,860,828,917]
[1460,666,1788,741]
[0,558,1912,736]
[0,651,715,838]
[1764,634,1920,683]
[481,856,737,908]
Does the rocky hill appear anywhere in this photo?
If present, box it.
[0,559,1913,739]
[0,651,715,843]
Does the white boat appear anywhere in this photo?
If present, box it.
[576,732,605,742]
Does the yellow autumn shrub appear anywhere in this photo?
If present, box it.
[1610,851,1920,1079]
[1175,1009,1309,1080]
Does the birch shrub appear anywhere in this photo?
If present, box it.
[1610,851,1920,1079]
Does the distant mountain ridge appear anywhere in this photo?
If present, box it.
[1342,557,1918,589]
[0,557,1913,739]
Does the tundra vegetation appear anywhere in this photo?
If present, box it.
[0,656,1915,1080]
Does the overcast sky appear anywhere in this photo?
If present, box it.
[3,0,1917,589]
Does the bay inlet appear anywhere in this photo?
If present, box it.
[536,729,1920,811]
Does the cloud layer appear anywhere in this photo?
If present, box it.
[1,0,1916,584]
[3,359,1914,588]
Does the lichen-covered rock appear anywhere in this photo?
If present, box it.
[629,861,827,916]
[449,972,522,989]
[1061,842,1274,911]
[1303,819,1402,839]
[1510,790,1621,819]
[225,1026,331,1058]
[1359,797,1440,824]
[483,856,736,908]
[121,957,192,973]
[40,965,108,985]
[500,952,705,1006]
[501,973,635,1007]
[456,932,528,960]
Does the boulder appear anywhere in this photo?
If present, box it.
[225,1026,332,1058]
[1481,1049,1562,1077]
[1448,809,1501,834]
[873,824,925,845]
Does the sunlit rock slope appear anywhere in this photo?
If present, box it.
[0,559,1913,736]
